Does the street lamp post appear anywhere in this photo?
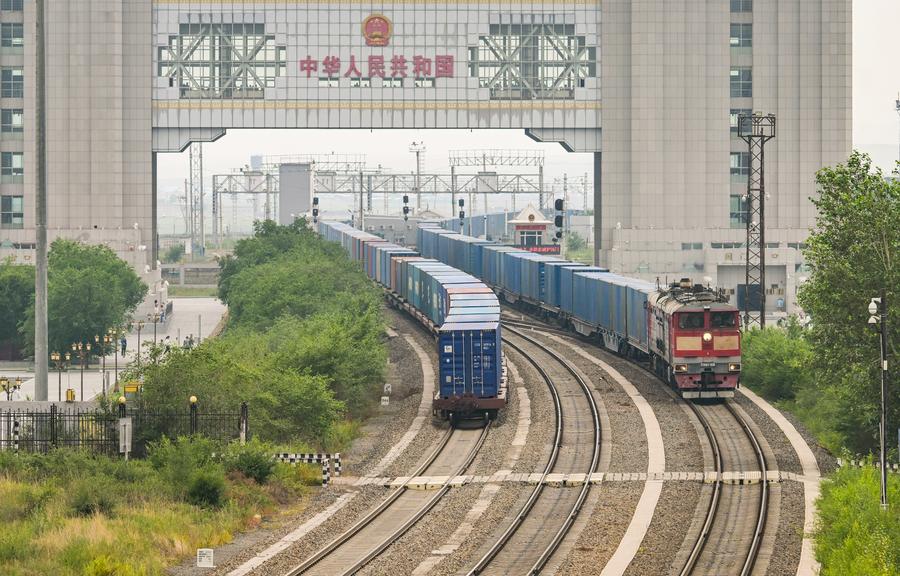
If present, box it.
[868,291,890,510]
[135,321,144,366]
[0,376,22,401]
[109,328,119,388]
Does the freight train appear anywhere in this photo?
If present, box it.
[417,223,741,399]
[318,221,506,419]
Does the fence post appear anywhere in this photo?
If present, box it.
[322,457,330,487]
[334,453,341,477]
[240,402,248,445]
[50,404,57,449]
[12,416,19,454]
[189,396,198,435]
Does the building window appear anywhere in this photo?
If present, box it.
[414,77,434,88]
[519,230,543,246]
[0,0,23,10]
[730,195,748,228]
[730,68,752,98]
[731,152,750,176]
[158,23,287,99]
[730,0,752,12]
[350,77,371,88]
[469,22,597,100]
[1,68,23,98]
[0,23,23,49]
[384,77,403,88]
[317,77,338,88]
[730,23,752,48]
[1,109,23,133]
[730,108,752,133]
[1,151,23,176]
[1,195,23,229]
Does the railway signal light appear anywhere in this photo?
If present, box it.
[554,198,564,211]
[554,215,563,228]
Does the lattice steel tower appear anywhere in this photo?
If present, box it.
[738,113,776,329]
[189,143,205,257]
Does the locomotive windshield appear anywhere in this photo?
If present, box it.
[678,312,705,330]
[711,311,738,328]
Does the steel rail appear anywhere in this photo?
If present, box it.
[501,311,770,576]
[336,422,491,576]
[285,425,461,576]
[679,403,724,576]
[467,325,601,575]
[725,401,769,576]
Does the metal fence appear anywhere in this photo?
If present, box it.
[0,403,248,457]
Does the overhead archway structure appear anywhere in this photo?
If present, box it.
[151,0,603,252]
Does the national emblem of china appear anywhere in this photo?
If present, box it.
[363,14,392,47]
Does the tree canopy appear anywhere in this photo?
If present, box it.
[797,151,899,452]
[19,240,147,356]
[0,259,34,351]
[132,219,386,447]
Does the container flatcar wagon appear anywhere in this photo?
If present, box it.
[318,220,506,418]
[418,223,740,399]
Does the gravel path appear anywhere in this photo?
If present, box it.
[505,346,556,475]
[526,328,705,472]
[521,330,647,474]
[766,481,804,576]
[553,482,645,574]
[624,481,703,576]
[732,392,803,474]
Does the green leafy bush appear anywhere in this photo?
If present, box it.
[187,466,226,508]
[741,322,813,401]
[224,439,276,484]
[68,477,117,517]
[148,436,218,498]
[816,466,900,575]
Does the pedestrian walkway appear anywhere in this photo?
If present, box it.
[0,298,226,403]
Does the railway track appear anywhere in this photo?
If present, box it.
[284,423,490,576]
[501,312,772,576]
[466,325,601,576]
[680,401,769,576]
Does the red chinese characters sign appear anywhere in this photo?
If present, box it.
[520,244,561,255]
[299,54,454,79]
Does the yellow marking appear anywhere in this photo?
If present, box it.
[676,336,702,351]
[153,99,601,111]
[156,0,598,5]
[714,335,739,351]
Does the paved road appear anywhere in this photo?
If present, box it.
[0,298,226,403]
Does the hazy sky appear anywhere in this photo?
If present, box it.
[158,1,900,207]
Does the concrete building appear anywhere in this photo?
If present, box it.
[0,0,849,319]
[599,0,851,317]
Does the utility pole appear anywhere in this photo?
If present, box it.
[868,293,890,510]
[409,142,425,212]
[738,113,776,330]
[34,0,49,401]
[895,96,900,170]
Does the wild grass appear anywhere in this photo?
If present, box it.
[0,442,317,575]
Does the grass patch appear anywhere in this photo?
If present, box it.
[816,466,900,575]
[0,443,318,575]
[167,285,218,298]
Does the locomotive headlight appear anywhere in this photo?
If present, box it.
[702,332,713,342]
[728,363,742,372]
[674,364,689,373]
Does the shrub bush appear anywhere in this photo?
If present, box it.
[224,439,275,484]
[816,466,900,575]
[187,466,226,508]
[68,478,117,517]
[148,436,218,498]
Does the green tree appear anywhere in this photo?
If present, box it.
[566,231,586,252]
[741,321,813,401]
[0,259,33,352]
[162,243,185,264]
[20,240,147,356]
[798,152,899,453]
